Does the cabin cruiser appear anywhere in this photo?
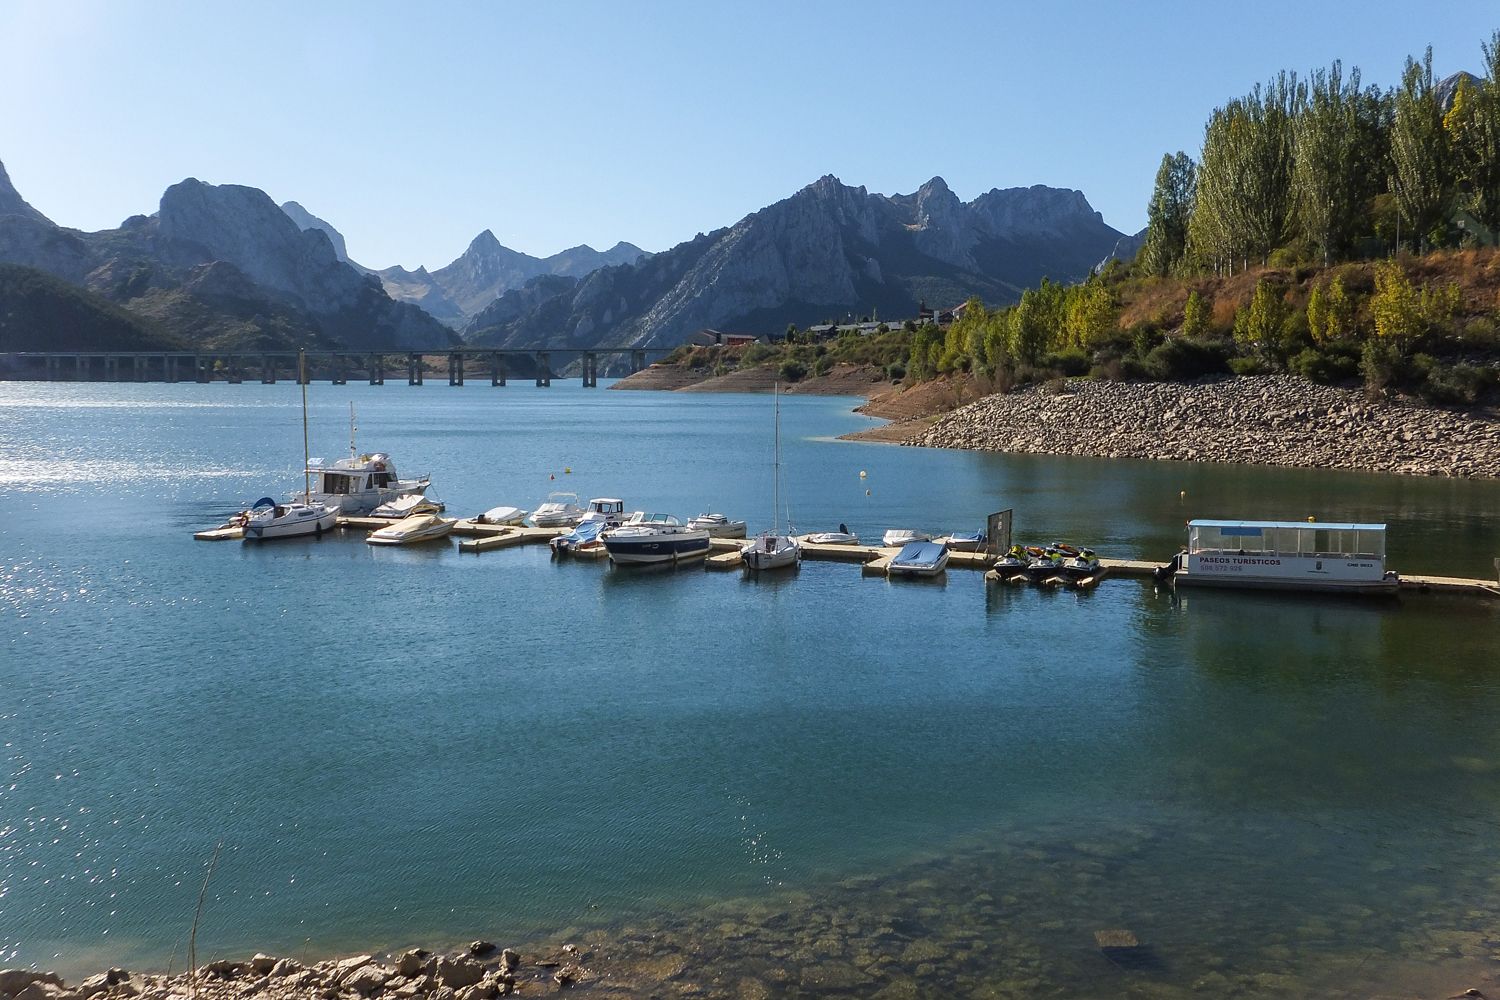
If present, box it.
[882,529,930,548]
[1162,519,1400,595]
[296,452,429,515]
[602,512,710,566]
[586,498,629,527]
[743,531,800,571]
[366,511,456,546]
[372,495,444,519]
[888,540,950,577]
[475,505,529,526]
[531,493,586,528]
[689,512,747,538]
[808,523,858,545]
[240,497,337,541]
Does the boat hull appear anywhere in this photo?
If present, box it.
[242,506,337,541]
[743,537,800,571]
[1176,552,1397,595]
[604,534,711,565]
[1174,571,1400,595]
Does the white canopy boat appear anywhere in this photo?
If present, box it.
[372,494,444,519]
[1164,519,1400,595]
[586,498,629,527]
[689,512,748,538]
[241,496,336,541]
[602,512,710,566]
[531,492,585,528]
[366,512,457,546]
[942,530,986,552]
[475,505,529,526]
[882,529,930,548]
[888,540,950,578]
[807,523,858,545]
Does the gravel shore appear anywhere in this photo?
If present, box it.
[911,375,1500,478]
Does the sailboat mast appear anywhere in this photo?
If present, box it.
[772,382,781,534]
[349,402,357,460]
[299,350,311,500]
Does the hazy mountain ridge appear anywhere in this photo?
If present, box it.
[466,174,1126,350]
[0,162,455,351]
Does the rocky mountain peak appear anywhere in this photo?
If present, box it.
[281,200,351,264]
[0,160,52,225]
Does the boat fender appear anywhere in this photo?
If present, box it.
[315,522,323,538]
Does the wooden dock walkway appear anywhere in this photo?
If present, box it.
[190,519,1500,599]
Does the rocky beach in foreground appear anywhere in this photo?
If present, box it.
[889,375,1500,479]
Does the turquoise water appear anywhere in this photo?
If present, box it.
[2,381,1499,994]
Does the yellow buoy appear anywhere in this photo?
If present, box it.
[564,467,572,474]
[1307,516,1316,522]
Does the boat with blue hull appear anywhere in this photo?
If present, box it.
[602,513,711,566]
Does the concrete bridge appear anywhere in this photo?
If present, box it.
[0,346,672,387]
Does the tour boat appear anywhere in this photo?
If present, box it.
[743,384,800,573]
[372,494,444,519]
[240,496,337,541]
[882,529,930,548]
[888,540,950,578]
[602,512,710,566]
[688,512,748,538]
[531,492,586,528]
[366,512,457,546]
[1164,519,1400,595]
[586,498,629,527]
[943,530,986,552]
[475,505,529,525]
[807,523,858,545]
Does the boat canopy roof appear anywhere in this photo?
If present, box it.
[1188,519,1386,532]
[590,497,623,505]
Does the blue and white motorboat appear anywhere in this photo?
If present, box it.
[887,540,950,577]
[602,513,711,566]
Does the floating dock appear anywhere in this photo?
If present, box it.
[190,519,1499,599]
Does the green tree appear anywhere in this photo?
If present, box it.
[1233,279,1291,359]
[1324,275,1358,341]
[1139,152,1197,276]
[1390,47,1452,252]
[1448,33,1500,244]
[1182,289,1211,338]
[1306,283,1329,343]
[1008,288,1050,366]
[1370,260,1423,348]
[1064,282,1115,348]
[1292,62,1390,264]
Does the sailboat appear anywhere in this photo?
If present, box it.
[242,350,338,542]
[742,383,801,572]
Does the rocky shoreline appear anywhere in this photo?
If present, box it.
[907,375,1500,478]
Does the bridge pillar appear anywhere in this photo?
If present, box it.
[448,351,464,386]
[74,355,86,381]
[408,353,423,385]
[369,354,384,385]
[226,356,242,384]
[535,352,551,387]
[630,350,646,374]
[195,355,209,383]
[491,352,506,386]
[262,355,276,383]
[45,356,58,380]
[331,354,346,385]
[582,352,598,388]
[133,356,145,381]
[165,355,177,383]
[104,356,117,381]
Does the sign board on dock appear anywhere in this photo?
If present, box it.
[986,509,1013,555]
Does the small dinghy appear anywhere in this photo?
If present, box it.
[883,528,930,548]
[372,494,444,519]
[688,512,748,538]
[241,497,337,541]
[943,530,986,552]
[475,505,528,525]
[366,512,456,546]
[808,522,858,545]
[888,540,949,578]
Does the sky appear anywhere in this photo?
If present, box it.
[0,1,1494,270]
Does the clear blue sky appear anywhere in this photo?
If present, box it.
[0,1,1493,269]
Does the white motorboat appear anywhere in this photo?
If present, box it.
[475,505,529,525]
[943,530,986,552]
[882,529,930,548]
[688,512,748,538]
[807,523,858,545]
[1163,519,1400,595]
[602,512,710,566]
[295,405,429,515]
[372,494,444,519]
[366,512,457,546]
[743,383,801,573]
[888,540,950,577]
[586,498,629,527]
[531,492,586,528]
[241,497,337,541]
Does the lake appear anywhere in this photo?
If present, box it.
[2,380,1499,996]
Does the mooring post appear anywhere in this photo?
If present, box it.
[491,352,505,386]
[408,353,423,385]
[631,349,645,374]
[535,352,551,387]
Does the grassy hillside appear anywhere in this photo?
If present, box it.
[0,263,182,351]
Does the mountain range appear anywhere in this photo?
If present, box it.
[0,159,1127,356]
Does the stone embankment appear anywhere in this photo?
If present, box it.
[912,375,1500,478]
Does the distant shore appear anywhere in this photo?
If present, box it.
[612,363,1500,478]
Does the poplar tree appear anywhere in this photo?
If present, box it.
[1292,62,1389,264]
[1449,33,1500,244]
[1140,152,1197,276]
[1390,47,1452,251]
